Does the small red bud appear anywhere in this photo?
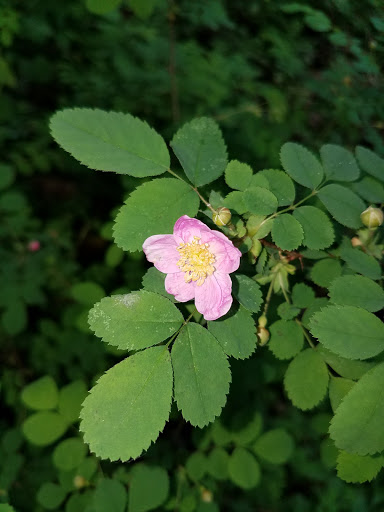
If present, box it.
[28,240,40,252]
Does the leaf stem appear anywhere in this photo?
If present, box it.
[165,313,193,349]
[167,168,217,214]
[262,275,276,317]
[295,318,316,349]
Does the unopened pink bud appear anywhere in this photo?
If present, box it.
[28,240,40,252]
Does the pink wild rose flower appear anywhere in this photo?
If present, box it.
[143,215,241,321]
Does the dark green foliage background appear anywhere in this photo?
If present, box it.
[1,0,383,510]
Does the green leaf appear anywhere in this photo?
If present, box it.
[284,349,329,410]
[292,206,334,250]
[58,380,88,424]
[320,144,360,182]
[268,320,304,360]
[53,438,87,471]
[310,305,384,360]
[271,214,303,250]
[292,283,315,308]
[129,464,169,512]
[230,411,263,446]
[318,184,365,228]
[92,479,127,512]
[207,306,257,359]
[320,438,338,468]
[225,191,247,214]
[207,448,229,480]
[329,275,384,312]
[337,452,383,483]
[172,323,231,428]
[243,187,278,215]
[0,506,16,512]
[225,160,252,191]
[356,146,384,182]
[330,363,384,456]
[329,377,355,412]
[228,448,260,489]
[310,258,342,288]
[80,346,173,461]
[21,376,58,411]
[277,302,300,320]
[113,178,199,252]
[258,169,295,206]
[340,244,381,280]
[248,173,270,189]
[129,0,158,19]
[232,274,263,313]
[186,452,207,481]
[88,291,183,350]
[280,142,323,189]
[105,245,124,268]
[170,118,227,187]
[85,0,122,15]
[71,282,105,305]
[142,267,176,302]
[2,299,27,335]
[352,176,384,203]
[22,411,67,446]
[37,482,66,510]
[317,345,374,380]
[0,165,14,190]
[253,428,294,464]
[301,297,329,329]
[50,109,169,177]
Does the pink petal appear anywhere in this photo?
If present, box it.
[202,232,241,274]
[173,215,211,244]
[142,234,180,273]
[195,272,233,321]
[165,272,196,302]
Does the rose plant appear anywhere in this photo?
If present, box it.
[50,108,384,484]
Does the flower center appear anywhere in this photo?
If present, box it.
[176,236,216,286]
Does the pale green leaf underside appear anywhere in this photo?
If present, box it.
[170,117,227,187]
[271,214,303,250]
[337,451,383,483]
[50,108,170,177]
[320,144,360,182]
[88,291,183,350]
[269,319,304,360]
[329,275,384,312]
[284,349,329,410]
[293,206,334,250]
[80,346,173,461]
[310,305,384,360]
[280,142,323,189]
[172,323,231,428]
[113,178,200,252]
[318,184,365,228]
[330,363,384,456]
[207,305,257,359]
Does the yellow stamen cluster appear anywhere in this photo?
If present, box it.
[177,236,216,286]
